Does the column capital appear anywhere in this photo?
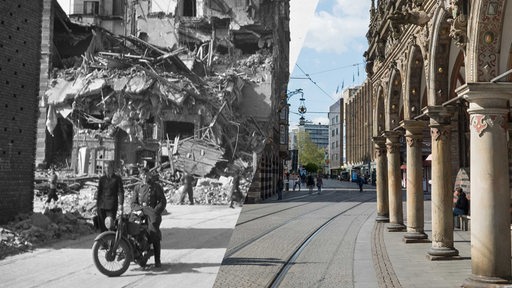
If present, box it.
[383,131,401,154]
[424,106,456,126]
[372,136,386,147]
[457,83,512,137]
[400,120,427,134]
[456,82,512,114]
[382,130,402,142]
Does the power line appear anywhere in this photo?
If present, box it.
[309,62,364,76]
[295,64,336,101]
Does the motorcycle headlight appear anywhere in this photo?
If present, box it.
[105,216,114,230]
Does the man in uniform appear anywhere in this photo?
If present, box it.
[96,160,124,232]
[131,167,167,268]
[179,172,194,205]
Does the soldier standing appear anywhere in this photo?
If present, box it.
[131,167,167,268]
[96,160,124,232]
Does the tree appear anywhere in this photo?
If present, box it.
[297,131,325,171]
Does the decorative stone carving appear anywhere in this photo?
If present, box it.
[406,136,422,147]
[376,38,387,61]
[448,14,467,48]
[431,127,450,141]
[386,142,401,154]
[470,114,507,137]
[375,146,387,157]
[387,4,431,27]
[439,0,468,48]
[417,25,430,83]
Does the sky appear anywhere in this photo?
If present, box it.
[57,0,371,127]
[288,0,371,127]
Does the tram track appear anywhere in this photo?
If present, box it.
[267,197,376,288]
[223,193,374,259]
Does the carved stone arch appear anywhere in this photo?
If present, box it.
[385,68,403,131]
[449,50,466,98]
[466,0,507,82]
[404,44,424,120]
[373,84,386,136]
[428,6,452,105]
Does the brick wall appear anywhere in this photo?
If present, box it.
[0,1,43,223]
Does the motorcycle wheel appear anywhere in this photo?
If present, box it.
[92,234,131,277]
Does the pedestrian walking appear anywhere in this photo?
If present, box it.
[44,166,59,211]
[357,173,364,192]
[306,174,315,195]
[95,160,124,232]
[229,170,244,208]
[180,172,194,205]
[316,173,323,194]
[277,177,283,200]
[292,172,301,191]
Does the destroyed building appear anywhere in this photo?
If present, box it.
[35,0,290,205]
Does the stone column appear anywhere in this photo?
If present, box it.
[457,83,512,287]
[373,136,389,222]
[425,106,458,259]
[401,120,428,243]
[383,131,405,231]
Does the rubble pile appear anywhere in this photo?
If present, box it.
[45,29,273,182]
[0,209,95,260]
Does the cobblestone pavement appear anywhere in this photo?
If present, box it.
[214,179,474,288]
[213,179,377,288]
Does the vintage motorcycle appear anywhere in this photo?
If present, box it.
[92,210,154,277]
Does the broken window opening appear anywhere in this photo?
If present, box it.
[83,1,100,15]
[182,0,197,17]
[46,115,74,168]
[163,121,194,140]
[234,42,261,54]
[137,149,157,168]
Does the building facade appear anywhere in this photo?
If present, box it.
[298,121,329,148]
[328,98,342,176]
[346,0,512,286]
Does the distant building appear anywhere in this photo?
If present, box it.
[328,98,343,176]
[298,121,329,149]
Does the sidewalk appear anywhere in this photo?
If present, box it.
[306,179,473,288]
[383,200,472,288]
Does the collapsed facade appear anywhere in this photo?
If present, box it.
[37,0,290,204]
[346,0,512,286]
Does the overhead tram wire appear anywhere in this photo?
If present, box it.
[294,64,336,101]
[308,62,364,76]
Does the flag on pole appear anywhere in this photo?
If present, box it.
[341,81,344,89]
[336,85,339,94]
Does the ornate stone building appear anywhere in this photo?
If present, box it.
[348,0,512,286]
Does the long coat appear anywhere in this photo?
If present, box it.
[131,181,167,241]
[97,174,124,210]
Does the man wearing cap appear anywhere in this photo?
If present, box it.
[96,160,125,232]
[131,167,167,268]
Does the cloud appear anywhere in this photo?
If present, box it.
[303,0,370,54]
